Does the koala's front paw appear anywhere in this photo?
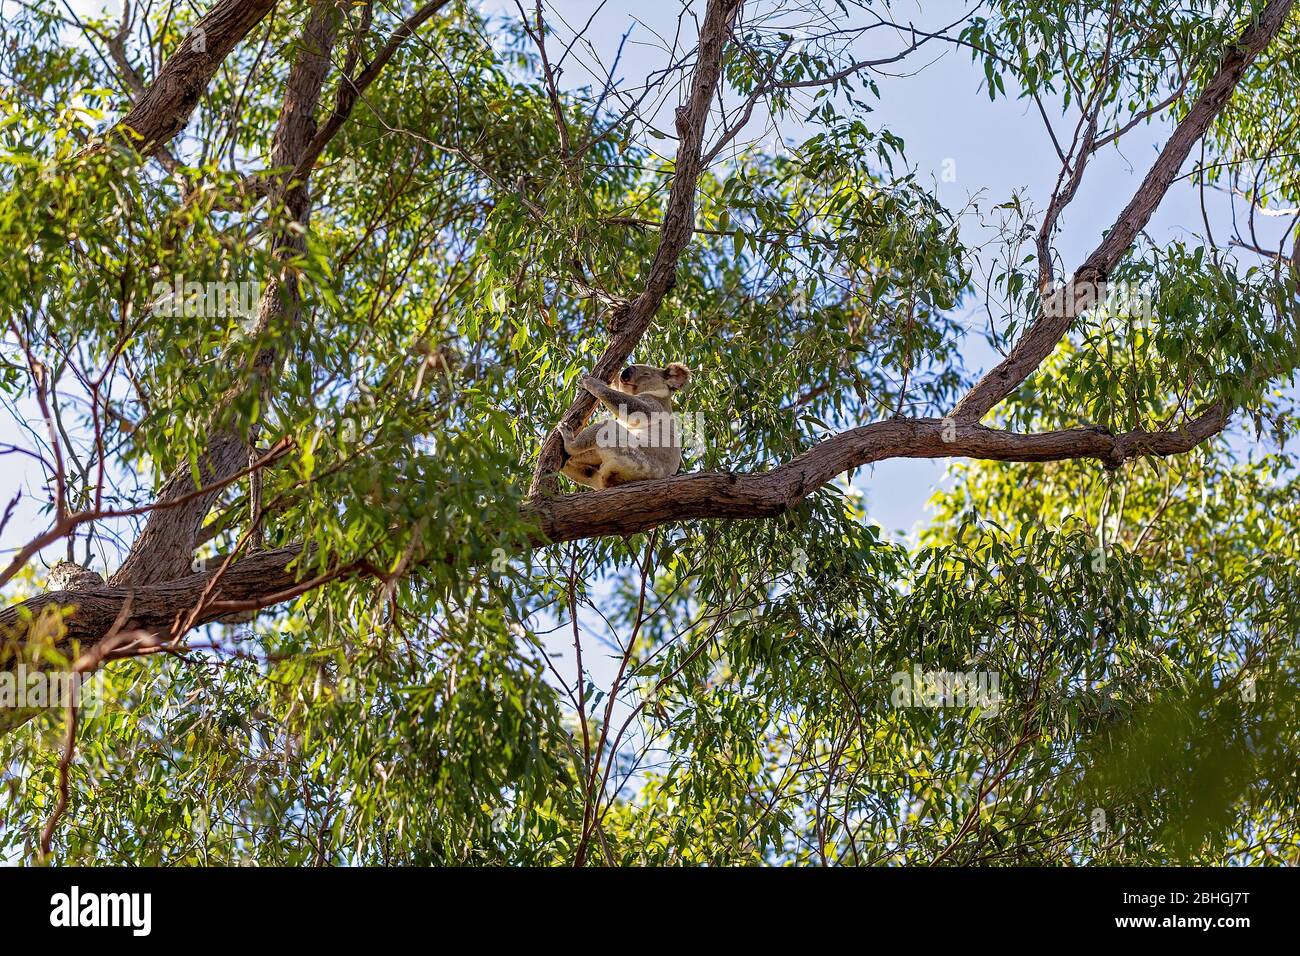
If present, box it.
[557,423,575,445]
[580,374,605,393]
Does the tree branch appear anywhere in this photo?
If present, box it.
[226,0,454,205]
[111,1,346,588]
[109,0,278,156]
[3,407,1228,656]
[528,0,745,497]
[951,0,1296,424]
[286,0,452,186]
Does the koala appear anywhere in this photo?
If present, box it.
[558,363,692,490]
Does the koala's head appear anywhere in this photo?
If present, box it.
[616,363,691,399]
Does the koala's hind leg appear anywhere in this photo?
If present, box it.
[557,422,606,489]
[595,450,653,489]
[561,457,604,489]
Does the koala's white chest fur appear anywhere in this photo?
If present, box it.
[603,400,679,447]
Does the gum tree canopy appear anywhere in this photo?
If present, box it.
[0,0,1297,865]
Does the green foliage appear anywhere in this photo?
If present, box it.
[0,0,1297,866]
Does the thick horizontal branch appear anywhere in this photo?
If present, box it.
[531,408,1227,541]
[2,410,1227,652]
[3,546,307,652]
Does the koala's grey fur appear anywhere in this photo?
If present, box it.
[559,363,691,490]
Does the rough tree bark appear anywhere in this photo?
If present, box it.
[110,0,279,156]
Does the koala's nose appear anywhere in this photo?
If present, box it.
[619,367,634,383]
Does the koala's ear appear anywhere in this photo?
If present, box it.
[663,363,691,390]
